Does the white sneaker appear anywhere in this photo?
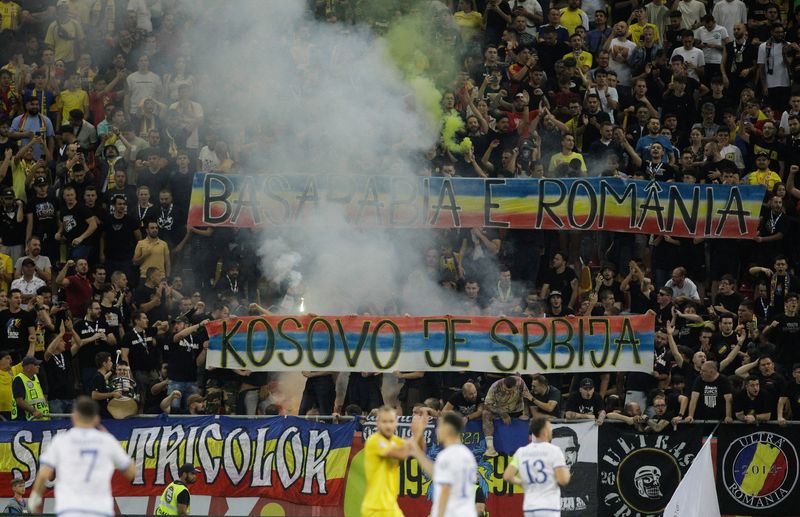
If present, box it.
[484,446,498,457]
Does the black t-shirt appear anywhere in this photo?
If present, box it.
[532,385,562,417]
[691,374,731,420]
[0,205,25,246]
[102,212,140,260]
[781,381,800,420]
[103,185,138,213]
[638,161,675,182]
[701,159,737,183]
[755,372,786,398]
[446,391,482,417]
[0,308,36,361]
[43,352,75,400]
[26,194,59,240]
[100,304,124,341]
[133,283,169,323]
[711,332,740,374]
[165,328,206,382]
[771,313,800,367]
[91,370,111,417]
[715,292,742,315]
[544,267,577,304]
[59,203,92,243]
[628,281,655,314]
[734,389,775,419]
[74,319,113,369]
[121,327,160,373]
[169,171,194,211]
[155,204,186,246]
[565,391,604,417]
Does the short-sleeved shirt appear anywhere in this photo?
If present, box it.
[0,308,36,360]
[781,381,800,420]
[447,391,482,417]
[362,432,406,514]
[691,374,731,420]
[38,427,131,516]
[133,238,169,278]
[0,362,23,413]
[59,203,92,243]
[433,444,478,517]
[565,391,604,417]
[511,441,567,512]
[533,385,563,417]
[734,389,775,419]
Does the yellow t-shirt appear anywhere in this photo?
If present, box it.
[0,254,11,292]
[629,22,660,44]
[57,88,88,121]
[563,50,593,71]
[361,433,405,516]
[453,11,483,41]
[746,170,782,190]
[559,7,586,35]
[0,2,22,32]
[11,159,29,202]
[549,151,587,175]
[0,363,23,413]
[134,237,169,278]
[44,19,85,63]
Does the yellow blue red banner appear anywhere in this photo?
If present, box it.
[188,173,765,237]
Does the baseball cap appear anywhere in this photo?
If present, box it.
[178,463,199,475]
[579,377,594,389]
[1,187,13,197]
[33,176,48,186]
[22,356,42,366]
[549,290,563,299]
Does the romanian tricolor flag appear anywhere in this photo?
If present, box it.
[0,416,357,507]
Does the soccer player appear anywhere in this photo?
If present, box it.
[409,411,478,517]
[28,396,136,516]
[362,405,426,517]
[503,416,571,516]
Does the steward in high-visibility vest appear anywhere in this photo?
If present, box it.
[10,356,49,421]
[154,463,198,515]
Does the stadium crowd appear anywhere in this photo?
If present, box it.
[0,0,797,459]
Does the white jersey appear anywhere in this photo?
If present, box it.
[433,443,478,517]
[511,441,567,513]
[38,427,131,517]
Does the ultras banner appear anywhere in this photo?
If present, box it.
[352,418,598,517]
[188,173,764,237]
[0,416,358,506]
[716,425,800,515]
[597,425,703,517]
[205,314,655,374]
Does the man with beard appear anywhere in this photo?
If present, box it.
[54,186,97,261]
[741,120,786,175]
[536,26,570,77]
[752,194,786,266]
[724,23,757,99]
[101,195,141,280]
[684,361,733,423]
[443,381,484,422]
[55,259,93,319]
[25,177,58,265]
[750,255,798,317]
[103,169,138,213]
[757,23,791,109]
[155,189,186,249]
[634,117,675,165]
[630,141,676,181]
[168,152,194,210]
[551,425,595,514]
[734,376,775,422]
[9,97,54,161]
[530,374,562,418]
[540,252,578,309]
[14,236,51,283]
[608,21,637,87]
[133,220,170,280]
[0,289,35,362]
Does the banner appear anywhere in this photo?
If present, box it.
[716,425,800,515]
[205,314,655,374]
[353,417,598,517]
[664,438,719,517]
[0,416,357,507]
[598,425,703,517]
[188,173,764,237]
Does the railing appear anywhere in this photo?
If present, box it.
[43,413,800,425]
